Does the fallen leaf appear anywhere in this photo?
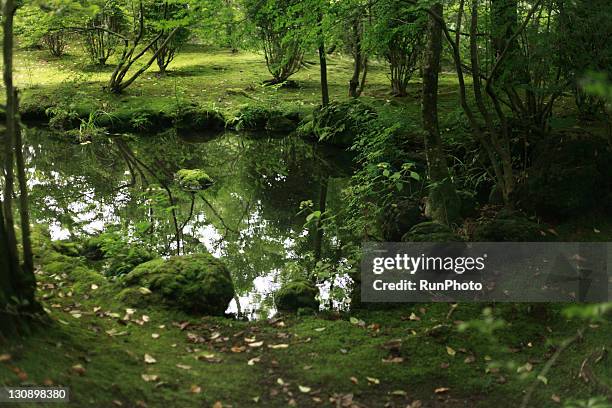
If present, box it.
[248,357,261,366]
[190,385,201,394]
[277,378,285,386]
[446,346,456,356]
[144,354,157,364]
[409,312,421,321]
[517,362,533,373]
[212,402,223,408]
[141,374,159,382]
[350,376,358,384]
[314,327,326,332]
[176,364,192,370]
[551,394,561,403]
[298,385,311,393]
[72,364,86,376]
[268,344,289,349]
[366,377,380,385]
[151,333,160,339]
[138,287,152,295]
[248,341,264,348]
[440,362,450,369]
[391,390,407,396]
[434,387,450,394]
[382,356,404,364]
[0,354,12,363]
[231,346,246,353]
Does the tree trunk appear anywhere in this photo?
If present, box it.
[1,0,39,335]
[348,19,364,98]
[421,3,460,225]
[318,43,329,106]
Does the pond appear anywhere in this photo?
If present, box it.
[24,128,354,319]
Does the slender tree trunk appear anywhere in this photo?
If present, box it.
[313,175,329,263]
[3,0,20,274]
[14,96,34,279]
[421,3,460,225]
[318,43,329,106]
[349,19,363,98]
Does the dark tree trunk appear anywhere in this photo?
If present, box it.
[421,3,460,225]
[348,19,367,98]
[318,43,329,106]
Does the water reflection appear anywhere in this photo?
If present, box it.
[25,129,353,319]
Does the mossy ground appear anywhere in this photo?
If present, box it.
[12,44,460,128]
[2,43,610,408]
[1,241,610,407]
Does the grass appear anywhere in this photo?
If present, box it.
[1,235,610,407]
[12,43,459,126]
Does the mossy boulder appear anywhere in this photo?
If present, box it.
[121,253,234,315]
[275,281,319,313]
[402,222,463,242]
[232,105,300,132]
[516,133,612,218]
[473,212,546,242]
[175,169,214,191]
[174,105,226,132]
[51,240,82,257]
[310,100,377,147]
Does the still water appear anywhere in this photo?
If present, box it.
[25,129,353,318]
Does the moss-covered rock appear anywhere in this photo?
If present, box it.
[174,105,226,132]
[457,190,478,218]
[231,105,300,132]
[275,281,319,313]
[51,240,82,257]
[121,253,234,315]
[309,100,377,147]
[175,169,214,191]
[402,222,463,242]
[473,211,546,242]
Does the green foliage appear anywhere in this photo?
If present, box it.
[121,253,235,315]
[82,0,128,65]
[402,221,462,242]
[84,231,156,277]
[244,0,306,83]
[16,1,94,55]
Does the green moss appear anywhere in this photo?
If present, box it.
[121,253,234,315]
[275,280,319,313]
[473,212,547,242]
[402,221,463,242]
[175,169,214,191]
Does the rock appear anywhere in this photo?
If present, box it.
[121,253,234,315]
[175,169,213,191]
[174,105,226,132]
[275,281,319,313]
[473,211,546,242]
[402,222,463,242]
[51,240,82,257]
[82,232,155,276]
[232,105,300,132]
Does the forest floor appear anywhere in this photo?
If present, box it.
[0,238,610,408]
[13,44,469,127]
[2,45,610,408]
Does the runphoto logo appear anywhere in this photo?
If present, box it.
[372,253,487,275]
